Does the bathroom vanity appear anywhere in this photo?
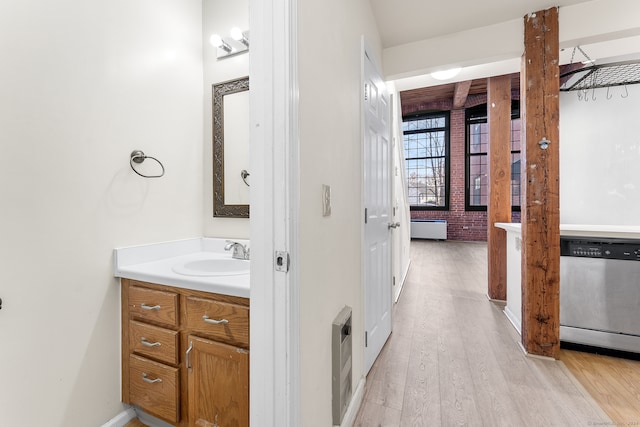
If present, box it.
[114,238,250,426]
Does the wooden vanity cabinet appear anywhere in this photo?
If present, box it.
[121,278,250,427]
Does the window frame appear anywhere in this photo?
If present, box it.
[464,101,521,212]
[403,111,451,211]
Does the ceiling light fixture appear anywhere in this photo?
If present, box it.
[431,67,462,81]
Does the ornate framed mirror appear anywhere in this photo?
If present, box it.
[213,76,250,218]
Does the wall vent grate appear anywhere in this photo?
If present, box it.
[332,306,353,425]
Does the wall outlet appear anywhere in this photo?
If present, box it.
[322,184,331,217]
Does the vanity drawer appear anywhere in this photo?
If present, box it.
[185,296,249,347]
[129,320,179,365]
[129,354,180,424]
[129,286,178,327]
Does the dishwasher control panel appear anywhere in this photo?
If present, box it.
[561,237,640,261]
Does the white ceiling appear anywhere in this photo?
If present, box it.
[369,0,593,49]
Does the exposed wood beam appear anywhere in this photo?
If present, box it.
[520,7,561,359]
[452,80,472,109]
[487,75,512,301]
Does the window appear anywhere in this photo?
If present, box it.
[465,102,521,210]
[403,112,450,210]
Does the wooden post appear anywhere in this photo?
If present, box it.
[487,75,512,301]
[520,8,561,358]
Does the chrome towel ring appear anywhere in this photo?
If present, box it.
[130,150,165,178]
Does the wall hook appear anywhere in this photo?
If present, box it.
[130,150,165,178]
[622,85,629,98]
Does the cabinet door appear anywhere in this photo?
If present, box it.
[187,335,249,427]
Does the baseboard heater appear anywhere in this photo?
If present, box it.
[410,219,447,240]
[332,306,353,426]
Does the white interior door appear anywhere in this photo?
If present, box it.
[363,48,392,374]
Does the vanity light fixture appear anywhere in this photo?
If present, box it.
[210,28,250,60]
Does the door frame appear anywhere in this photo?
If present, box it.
[249,0,300,426]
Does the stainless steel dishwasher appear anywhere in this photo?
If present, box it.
[560,236,640,354]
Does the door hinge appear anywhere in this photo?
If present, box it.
[393,276,396,287]
[364,83,369,101]
[275,251,290,273]
[365,331,368,347]
[364,208,368,224]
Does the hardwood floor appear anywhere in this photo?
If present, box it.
[124,420,148,427]
[560,349,640,424]
[354,240,615,427]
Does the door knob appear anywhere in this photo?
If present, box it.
[388,222,400,229]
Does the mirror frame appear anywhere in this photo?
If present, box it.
[212,76,250,218]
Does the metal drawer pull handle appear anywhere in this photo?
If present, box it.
[140,337,161,347]
[140,303,161,311]
[142,373,162,384]
[202,315,229,325]
[186,341,193,373]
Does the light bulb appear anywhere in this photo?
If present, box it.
[209,34,223,48]
[230,27,244,41]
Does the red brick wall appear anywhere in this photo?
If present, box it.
[410,110,489,241]
[406,98,521,242]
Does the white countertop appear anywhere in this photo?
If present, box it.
[495,222,640,239]
[114,237,250,298]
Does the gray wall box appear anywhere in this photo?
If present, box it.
[332,305,353,425]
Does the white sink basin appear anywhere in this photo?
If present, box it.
[172,258,250,276]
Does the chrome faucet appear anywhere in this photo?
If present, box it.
[224,240,250,260]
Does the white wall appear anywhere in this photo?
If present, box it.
[202,0,250,239]
[0,2,203,426]
[560,84,640,225]
[297,0,381,424]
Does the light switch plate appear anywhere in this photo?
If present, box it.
[322,184,331,217]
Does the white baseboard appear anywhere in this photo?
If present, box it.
[394,259,411,303]
[336,376,366,427]
[503,306,521,335]
[101,407,136,427]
